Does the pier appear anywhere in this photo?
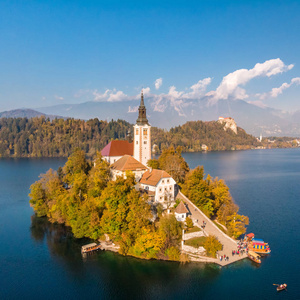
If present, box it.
[177,191,247,266]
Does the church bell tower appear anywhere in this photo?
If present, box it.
[133,90,151,166]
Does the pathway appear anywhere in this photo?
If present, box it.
[177,191,247,266]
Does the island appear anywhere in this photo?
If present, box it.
[29,91,249,265]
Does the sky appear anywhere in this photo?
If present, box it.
[0,0,299,113]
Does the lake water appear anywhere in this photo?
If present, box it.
[0,149,299,299]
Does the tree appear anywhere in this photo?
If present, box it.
[158,146,189,183]
[227,213,249,239]
[29,182,47,217]
[130,227,165,259]
[165,246,181,261]
[158,214,182,249]
[203,235,223,257]
[87,152,111,198]
[181,166,214,217]
[185,217,193,229]
[210,177,233,214]
[147,159,160,169]
[63,148,90,185]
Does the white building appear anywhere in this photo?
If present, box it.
[138,169,176,208]
[133,90,151,166]
[174,201,189,222]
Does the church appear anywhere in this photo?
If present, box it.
[100,91,176,208]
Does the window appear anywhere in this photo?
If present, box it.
[143,128,147,135]
[164,187,167,191]
[167,179,170,183]
[159,188,162,192]
[144,141,147,144]
[162,180,164,184]
[136,128,139,135]
[136,141,138,144]
[160,196,162,200]
[169,186,172,190]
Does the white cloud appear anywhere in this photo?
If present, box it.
[151,78,211,115]
[93,89,111,101]
[93,89,128,102]
[258,77,300,100]
[74,59,296,118]
[143,87,151,96]
[107,90,128,102]
[184,78,212,99]
[206,58,294,104]
[128,106,139,113]
[54,95,64,100]
[247,100,268,108]
[155,78,163,90]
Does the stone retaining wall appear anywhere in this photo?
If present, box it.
[182,245,206,255]
[184,230,205,240]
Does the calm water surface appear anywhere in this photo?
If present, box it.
[0,149,299,299]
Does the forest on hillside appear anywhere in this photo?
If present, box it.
[152,121,260,152]
[0,117,130,157]
[0,117,261,158]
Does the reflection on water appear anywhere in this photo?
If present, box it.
[1,151,299,299]
[30,214,221,299]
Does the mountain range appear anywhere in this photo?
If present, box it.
[1,100,300,137]
[0,109,62,120]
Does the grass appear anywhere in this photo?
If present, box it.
[186,226,201,233]
[184,236,207,248]
[213,221,227,233]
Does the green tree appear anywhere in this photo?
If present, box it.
[158,146,189,183]
[87,152,111,198]
[158,214,182,249]
[165,246,181,261]
[181,166,214,217]
[185,216,193,229]
[63,148,90,185]
[147,159,160,169]
[29,182,47,217]
[203,235,223,257]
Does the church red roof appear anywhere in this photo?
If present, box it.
[101,140,133,157]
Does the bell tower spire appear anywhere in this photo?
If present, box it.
[136,90,149,125]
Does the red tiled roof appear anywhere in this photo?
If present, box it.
[174,201,189,214]
[139,169,172,186]
[111,155,147,171]
[101,140,133,157]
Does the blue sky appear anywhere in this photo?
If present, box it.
[0,0,299,112]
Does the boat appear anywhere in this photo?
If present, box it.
[274,283,287,291]
[245,232,255,241]
[247,250,261,264]
[248,238,271,254]
[81,242,102,254]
